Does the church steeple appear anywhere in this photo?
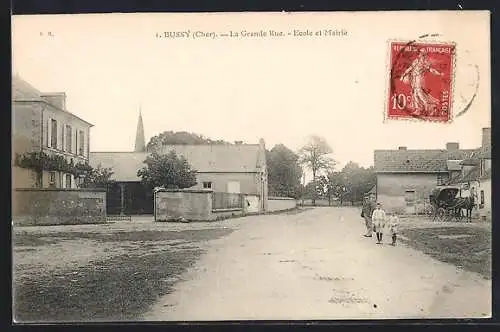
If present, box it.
[134,108,146,152]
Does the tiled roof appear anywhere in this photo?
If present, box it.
[90,144,264,182]
[374,149,476,173]
[12,74,43,100]
[12,74,94,127]
[460,157,480,166]
[89,152,148,182]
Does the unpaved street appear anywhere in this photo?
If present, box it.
[144,207,491,320]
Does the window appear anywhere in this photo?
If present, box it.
[48,119,58,148]
[65,125,72,152]
[404,190,416,206]
[480,190,485,208]
[79,130,85,156]
[203,182,212,189]
[49,171,56,185]
[65,174,72,188]
[437,173,449,185]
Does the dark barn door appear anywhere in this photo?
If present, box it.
[106,182,123,215]
[125,182,154,215]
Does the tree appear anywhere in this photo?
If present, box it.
[298,135,336,206]
[319,171,347,205]
[79,164,115,189]
[137,151,197,189]
[266,144,303,198]
[341,162,376,205]
[146,131,231,151]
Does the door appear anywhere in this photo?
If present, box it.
[404,190,416,214]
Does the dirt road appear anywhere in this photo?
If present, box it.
[144,207,491,321]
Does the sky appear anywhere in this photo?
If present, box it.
[12,11,490,171]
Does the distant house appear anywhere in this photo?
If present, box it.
[447,128,491,221]
[12,74,93,189]
[374,142,476,214]
[90,113,268,215]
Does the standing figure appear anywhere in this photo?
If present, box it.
[361,196,376,237]
[371,202,387,244]
[400,48,444,116]
[387,213,399,246]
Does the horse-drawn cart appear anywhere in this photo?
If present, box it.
[429,186,474,222]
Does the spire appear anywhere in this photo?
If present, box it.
[134,108,146,152]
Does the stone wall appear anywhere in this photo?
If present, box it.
[267,197,297,212]
[154,189,214,222]
[13,188,107,226]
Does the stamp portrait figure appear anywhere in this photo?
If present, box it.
[400,48,444,116]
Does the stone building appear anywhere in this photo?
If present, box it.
[374,142,477,214]
[447,128,492,221]
[12,74,93,189]
[90,113,269,215]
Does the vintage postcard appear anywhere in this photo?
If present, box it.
[11,11,491,322]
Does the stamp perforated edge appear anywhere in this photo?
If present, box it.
[383,37,457,124]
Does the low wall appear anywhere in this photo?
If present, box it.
[267,196,297,212]
[212,208,245,220]
[154,189,214,222]
[13,188,107,226]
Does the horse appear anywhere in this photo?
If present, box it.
[453,196,476,223]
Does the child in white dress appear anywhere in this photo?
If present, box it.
[387,214,399,246]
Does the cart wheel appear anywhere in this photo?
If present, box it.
[436,208,446,221]
[445,209,455,222]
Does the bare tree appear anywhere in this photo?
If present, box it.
[298,135,336,206]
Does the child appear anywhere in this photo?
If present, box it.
[371,202,386,244]
[387,213,399,246]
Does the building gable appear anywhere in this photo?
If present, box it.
[374,149,476,173]
[90,144,265,182]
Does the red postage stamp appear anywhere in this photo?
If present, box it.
[387,41,456,122]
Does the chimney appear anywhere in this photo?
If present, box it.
[398,146,407,151]
[482,127,491,149]
[41,92,66,110]
[234,141,243,145]
[446,142,459,150]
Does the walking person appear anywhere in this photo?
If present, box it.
[361,196,376,237]
[371,202,387,244]
[387,213,399,246]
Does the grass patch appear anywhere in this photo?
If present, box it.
[13,232,63,247]
[13,228,233,322]
[399,227,491,279]
[14,249,202,322]
[13,228,231,246]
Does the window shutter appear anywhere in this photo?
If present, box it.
[74,129,78,154]
[58,122,63,150]
[62,124,66,151]
[82,131,85,156]
[62,173,66,188]
[47,118,52,148]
